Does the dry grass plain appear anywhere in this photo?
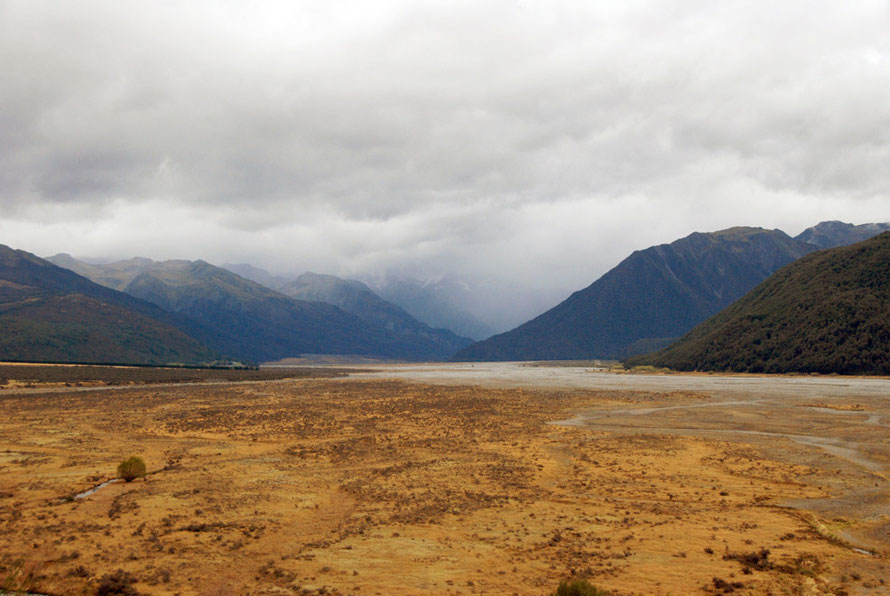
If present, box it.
[1,367,888,595]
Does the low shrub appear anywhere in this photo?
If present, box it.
[116,457,147,482]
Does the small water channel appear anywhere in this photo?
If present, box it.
[72,478,120,500]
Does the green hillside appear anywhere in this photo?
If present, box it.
[0,294,217,364]
[0,245,219,365]
[629,232,890,374]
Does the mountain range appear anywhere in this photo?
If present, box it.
[221,266,473,355]
[629,232,890,374]
[276,272,471,357]
[47,255,470,362]
[453,221,889,362]
[226,265,564,342]
[3,219,885,368]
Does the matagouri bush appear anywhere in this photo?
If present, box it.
[116,457,147,482]
[553,578,610,596]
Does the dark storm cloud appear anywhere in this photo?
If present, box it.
[1,1,888,288]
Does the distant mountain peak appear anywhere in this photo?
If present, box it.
[220,263,291,291]
[795,220,890,249]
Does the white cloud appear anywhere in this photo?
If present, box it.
[1,0,888,290]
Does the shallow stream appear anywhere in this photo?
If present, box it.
[72,478,120,500]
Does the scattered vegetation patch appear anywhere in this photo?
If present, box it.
[723,547,772,572]
[775,553,825,577]
[0,362,355,387]
[711,577,746,593]
[626,365,671,374]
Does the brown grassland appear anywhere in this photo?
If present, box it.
[1,367,888,594]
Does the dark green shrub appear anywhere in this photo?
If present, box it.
[554,578,610,596]
[116,457,146,482]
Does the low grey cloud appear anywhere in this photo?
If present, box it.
[1,0,888,290]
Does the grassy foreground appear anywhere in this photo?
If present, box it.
[1,377,885,594]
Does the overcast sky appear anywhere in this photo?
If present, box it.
[1,1,888,290]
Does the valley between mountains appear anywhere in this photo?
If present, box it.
[4,7,889,595]
[2,220,886,374]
